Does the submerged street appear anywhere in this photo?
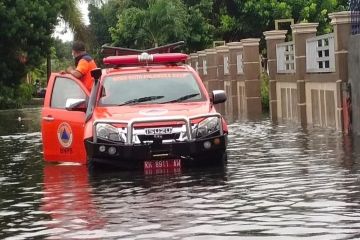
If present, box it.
[0,108,360,239]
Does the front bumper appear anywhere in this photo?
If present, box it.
[85,134,227,168]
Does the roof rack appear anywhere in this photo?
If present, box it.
[101,41,185,57]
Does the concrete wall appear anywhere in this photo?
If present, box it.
[190,39,262,121]
[348,35,360,135]
[264,11,351,132]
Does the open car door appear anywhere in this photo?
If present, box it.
[41,73,90,164]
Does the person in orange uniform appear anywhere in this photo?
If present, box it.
[66,41,97,92]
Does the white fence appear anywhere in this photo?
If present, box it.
[276,42,295,73]
[306,33,335,73]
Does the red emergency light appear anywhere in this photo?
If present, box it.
[103,53,188,66]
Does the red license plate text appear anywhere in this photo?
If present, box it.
[144,159,181,170]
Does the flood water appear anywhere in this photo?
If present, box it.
[1,108,360,239]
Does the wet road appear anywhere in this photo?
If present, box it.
[0,108,360,239]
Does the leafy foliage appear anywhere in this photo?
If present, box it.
[88,0,214,51]
[260,72,270,111]
[110,0,188,49]
[213,0,349,41]
[0,0,61,87]
[89,0,348,52]
[0,83,34,109]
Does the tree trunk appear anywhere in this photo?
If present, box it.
[46,55,51,83]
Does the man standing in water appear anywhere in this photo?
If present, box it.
[66,41,97,92]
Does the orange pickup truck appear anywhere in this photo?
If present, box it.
[41,44,228,172]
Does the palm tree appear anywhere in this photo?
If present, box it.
[59,0,104,41]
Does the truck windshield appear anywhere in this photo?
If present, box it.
[98,72,205,106]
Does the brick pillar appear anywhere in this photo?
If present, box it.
[227,42,243,120]
[215,45,229,115]
[241,38,262,119]
[197,51,205,79]
[329,11,351,133]
[190,53,199,73]
[291,23,319,127]
[263,30,288,122]
[189,53,197,69]
[205,48,217,93]
[215,45,229,89]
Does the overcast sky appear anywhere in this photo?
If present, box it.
[54,2,89,42]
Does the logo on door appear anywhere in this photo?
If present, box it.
[57,122,73,148]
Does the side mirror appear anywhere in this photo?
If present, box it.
[212,90,227,104]
[91,68,102,83]
[65,98,87,112]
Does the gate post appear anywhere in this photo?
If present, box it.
[329,11,351,133]
[227,42,243,120]
[263,30,288,122]
[241,38,262,119]
[197,50,205,80]
[291,23,318,127]
[189,53,198,71]
[215,45,229,115]
[205,48,218,92]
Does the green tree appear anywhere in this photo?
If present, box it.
[185,0,215,52]
[215,0,349,41]
[110,0,188,49]
[88,0,348,53]
[0,0,61,87]
[58,0,103,41]
[0,0,100,109]
[88,0,152,49]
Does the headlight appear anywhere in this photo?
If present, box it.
[96,123,123,142]
[193,117,220,138]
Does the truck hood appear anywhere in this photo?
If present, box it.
[93,102,212,121]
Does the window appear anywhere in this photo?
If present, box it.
[224,56,229,75]
[99,72,205,106]
[237,54,243,74]
[51,77,86,109]
[203,60,208,75]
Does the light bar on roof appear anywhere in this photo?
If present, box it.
[103,53,188,65]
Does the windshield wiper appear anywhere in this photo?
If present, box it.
[118,95,164,106]
[161,93,200,104]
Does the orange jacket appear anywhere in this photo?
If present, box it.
[76,54,97,92]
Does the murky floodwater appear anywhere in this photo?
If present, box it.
[1,108,360,239]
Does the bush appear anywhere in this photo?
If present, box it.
[18,83,35,103]
[261,72,269,111]
[0,83,34,109]
[0,85,17,109]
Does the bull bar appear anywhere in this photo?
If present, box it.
[92,113,224,144]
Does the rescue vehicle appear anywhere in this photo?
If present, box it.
[41,42,228,171]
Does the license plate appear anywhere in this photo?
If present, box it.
[144,159,181,170]
[145,127,173,135]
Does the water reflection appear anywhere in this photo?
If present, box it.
[1,108,360,239]
[41,164,106,239]
[38,164,228,239]
[0,108,41,135]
